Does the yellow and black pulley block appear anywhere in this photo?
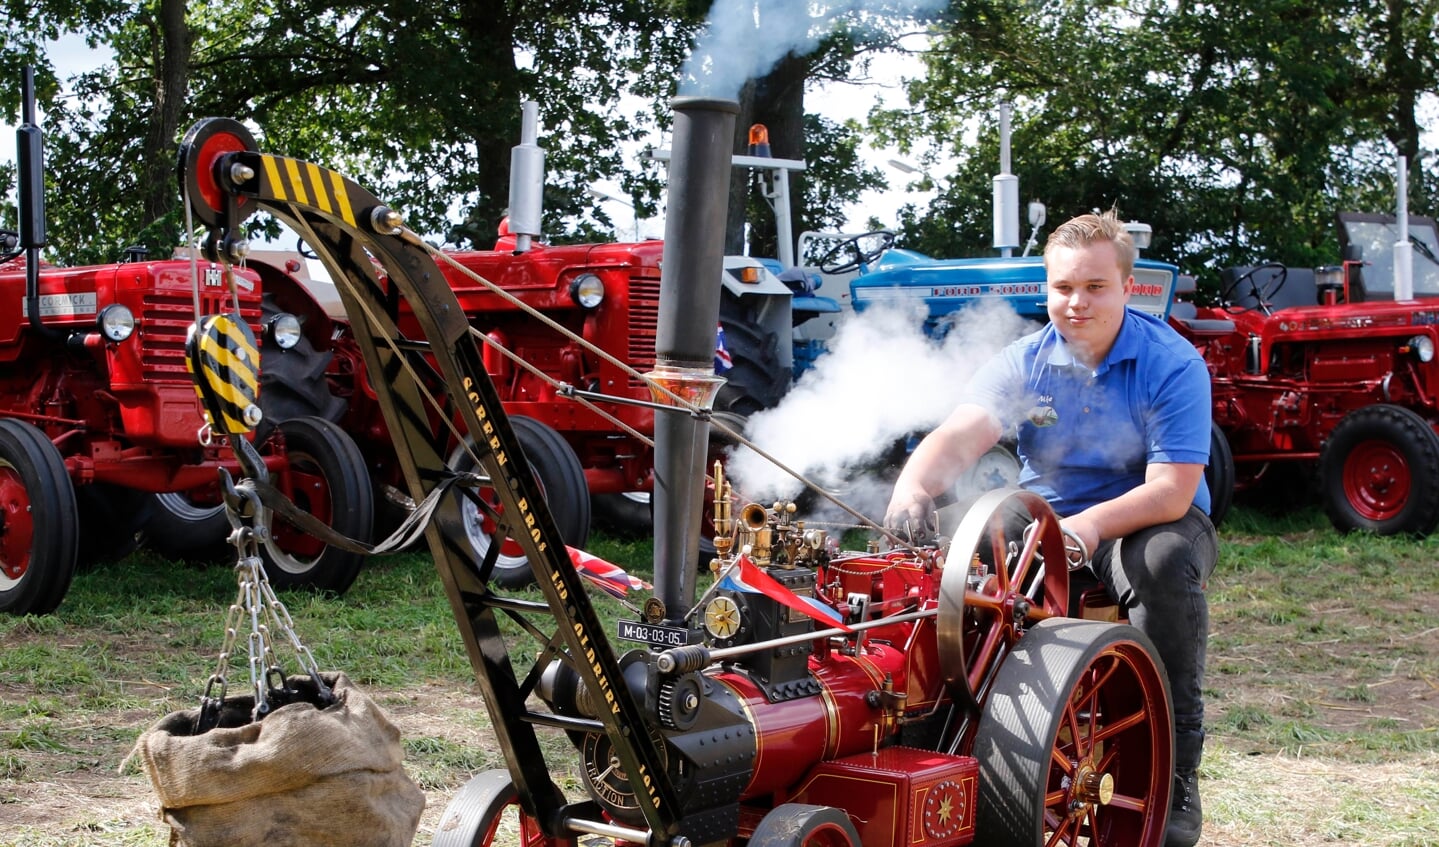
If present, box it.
[186,312,262,435]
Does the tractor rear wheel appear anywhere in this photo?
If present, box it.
[1205,422,1235,529]
[1319,404,1439,536]
[144,490,232,563]
[75,483,152,569]
[431,769,574,847]
[973,618,1174,847]
[0,419,78,615]
[749,803,861,847]
[452,415,590,589]
[261,416,373,593]
[716,291,790,415]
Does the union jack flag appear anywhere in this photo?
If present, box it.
[714,323,733,372]
[568,546,652,600]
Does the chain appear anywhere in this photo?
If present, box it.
[195,481,332,730]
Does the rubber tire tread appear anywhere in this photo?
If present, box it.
[972,618,1173,847]
[1205,422,1235,530]
[261,415,374,594]
[716,290,790,415]
[749,803,861,847]
[1319,403,1439,536]
[143,492,232,564]
[256,292,347,441]
[0,418,78,615]
[75,483,153,569]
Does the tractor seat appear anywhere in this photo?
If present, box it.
[1169,274,1235,334]
[1170,301,1236,334]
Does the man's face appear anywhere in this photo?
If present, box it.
[1045,239,1133,361]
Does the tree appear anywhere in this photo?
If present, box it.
[875,0,1438,286]
[6,0,709,264]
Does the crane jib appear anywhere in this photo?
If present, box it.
[181,131,684,838]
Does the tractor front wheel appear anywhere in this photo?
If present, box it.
[452,415,590,589]
[973,618,1174,847]
[1319,404,1439,536]
[261,416,374,594]
[0,419,78,615]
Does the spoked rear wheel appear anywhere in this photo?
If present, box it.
[973,618,1174,847]
[431,770,574,847]
[749,803,861,847]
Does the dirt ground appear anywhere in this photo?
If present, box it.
[4,673,1437,846]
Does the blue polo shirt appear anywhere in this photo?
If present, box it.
[961,308,1212,516]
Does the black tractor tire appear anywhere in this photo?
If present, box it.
[256,292,347,440]
[75,483,153,569]
[261,416,374,594]
[145,491,233,564]
[1206,422,1235,530]
[592,491,652,537]
[1319,404,1439,536]
[715,290,791,415]
[0,419,79,615]
[452,415,591,589]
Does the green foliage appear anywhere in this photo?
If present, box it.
[879,0,1438,287]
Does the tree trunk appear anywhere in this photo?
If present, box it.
[141,0,191,242]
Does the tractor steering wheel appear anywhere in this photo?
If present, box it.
[1221,262,1288,315]
[816,230,896,275]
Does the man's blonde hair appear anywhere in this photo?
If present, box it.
[1044,211,1135,280]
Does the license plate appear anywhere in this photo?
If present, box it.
[617,620,689,648]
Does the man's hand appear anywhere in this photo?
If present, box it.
[884,490,937,542]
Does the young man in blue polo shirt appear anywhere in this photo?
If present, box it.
[885,211,1218,847]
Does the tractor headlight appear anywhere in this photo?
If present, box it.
[267,313,303,350]
[1410,334,1435,363]
[570,273,605,309]
[97,304,135,342]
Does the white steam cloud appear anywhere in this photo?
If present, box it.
[679,0,948,99]
[725,299,1036,523]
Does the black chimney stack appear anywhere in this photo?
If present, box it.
[649,96,738,622]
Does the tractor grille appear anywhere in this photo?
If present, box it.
[627,275,660,387]
[141,289,262,383]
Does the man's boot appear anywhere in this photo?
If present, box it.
[1166,730,1204,847]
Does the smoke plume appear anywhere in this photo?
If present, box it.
[726,299,1035,524]
[679,0,948,100]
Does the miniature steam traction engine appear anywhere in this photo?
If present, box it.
[177,97,1175,846]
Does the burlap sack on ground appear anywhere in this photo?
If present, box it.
[130,672,425,847]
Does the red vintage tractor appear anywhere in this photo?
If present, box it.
[0,73,373,615]
[1169,210,1439,535]
[177,99,1180,847]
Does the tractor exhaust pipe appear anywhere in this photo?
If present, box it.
[16,67,54,337]
[649,96,737,623]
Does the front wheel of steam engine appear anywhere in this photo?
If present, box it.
[973,618,1174,847]
[1319,403,1439,536]
[431,769,574,847]
[451,415,590,589]
[0,419,79,615]
[749,803,862,847]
